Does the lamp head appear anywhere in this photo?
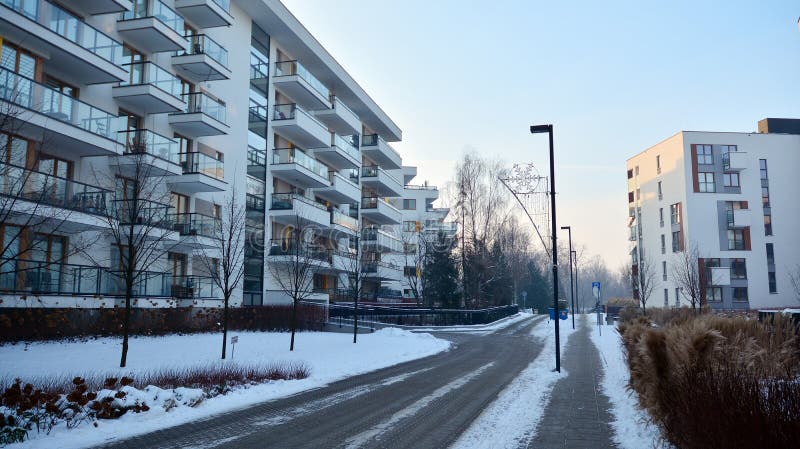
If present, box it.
[530,124,553,134]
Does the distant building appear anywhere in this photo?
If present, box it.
[626,118,800,310]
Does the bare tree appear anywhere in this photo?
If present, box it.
[339,233,367,343]
[89,150,179,368]
[197,187,246,359]
[267,218,318,351]
[789,265,800,304]
[671,243,702,311]
[401,225,426,305]
[635,253,657,314]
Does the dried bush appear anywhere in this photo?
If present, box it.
[619,313,800,449]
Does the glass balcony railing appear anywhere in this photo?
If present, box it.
[270,193,328,212]
[274,60,330,99]
[0,259,102,295]
[211,0,230,12]
[1,0,125,65]
[272,103,327,129]
[170,212,220,238]
[121,61,184,99]
[112,199,174,228]
[249,104,268,123]
[361,133,401,159]
[171,275,219,299]
[332,134,360,161]
[361,226,401,252]
[250,51,269,81]
[183,92,226,124]
[179,152,224,180]
[331,209,358,232]
[272,148,329,179]
[0,162,110,216]
[0,68,123,140]
[102,270,171,297]
[117,129,179,164]
[267,239,330,262]
[361,197,397,211]
[120,0,184,35]
[361,165,401,185]
[330,95,357,118]
[246,193,265,212]
[179,34,228,67]
[248,148,266,167]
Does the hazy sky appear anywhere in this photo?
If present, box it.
[282,0,800,267]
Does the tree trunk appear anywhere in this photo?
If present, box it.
[290,297,298,351]
[353,294,358,344]
[221,294,229,359]
[120,286,132,368]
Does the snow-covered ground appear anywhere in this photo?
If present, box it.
[1,328,450,449]
[589,321,665,449]
[452,315,579,448]
[410,311,533,334]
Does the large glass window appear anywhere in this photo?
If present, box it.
[695,144,713,164]
[723,173,739,187]
[768,272,777,293]
[402,199,416,210]
[670,203,681,225]
[672,230,682,252]
[727,229,744,250]
[698,172,715,192]
[732,287,748,302]
[730,259,747,279]
[706,287,722,302]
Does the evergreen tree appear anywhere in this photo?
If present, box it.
[484,242,513,306]
[523,260,552,313]
[422,233,460,308]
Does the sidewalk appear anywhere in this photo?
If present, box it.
[527,315,617,449]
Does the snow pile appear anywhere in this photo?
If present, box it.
[2,329,450,449]
[589,325,663,449]
[452,317,579,448]
[412,312,532,334]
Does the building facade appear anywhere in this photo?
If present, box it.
[0,0,405,309]
[626,119,800,310]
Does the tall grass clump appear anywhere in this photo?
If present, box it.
[619,313,800,449]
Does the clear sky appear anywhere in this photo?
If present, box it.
[282,0,800,268]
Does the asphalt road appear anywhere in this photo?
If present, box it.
[98,315,545,449]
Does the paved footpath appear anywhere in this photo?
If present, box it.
[528,315,616,449]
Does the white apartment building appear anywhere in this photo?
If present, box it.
[0,0,405,309]
[626,118,800,310]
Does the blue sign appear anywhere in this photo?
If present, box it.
[592,282,601,300]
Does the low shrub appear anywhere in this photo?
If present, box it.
[619,313,800,449]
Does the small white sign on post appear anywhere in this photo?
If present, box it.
[230,335,238,359]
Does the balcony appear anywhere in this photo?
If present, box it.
[270,148,330,188]
[113,62,185,114]
[70,0,132,15]
[169,91,228,137]
[117,0,188,53]
[267,239,331,266]
[361,134,402,170]
[361,226,402,253]
[112,198,178,241]
[361,166,403,197]
[247,148,266,180]
[272,60,331,111]
[170,275,220,299]
[722,151,749,172]
[0,0,127,84]
[269,193,330,228]
[329,209,359,235]
[174,0,232,28]
[248,104,268,138]
[330,250,356,272]
[360,197,401,225]
[112,129,182,177]
[167,152,226,194]
[311,96,361,135]
[172,34,231,82]
[361,260,402,281]
[0,162,110,232]
[272,103,331,148]
[315,171,361,205]
[249,51,269,93]
[726,208,750,229]
[169,213,219,252]
[0,69,124,157]
[311,134,360,170]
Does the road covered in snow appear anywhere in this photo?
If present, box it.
[96,314,549,449]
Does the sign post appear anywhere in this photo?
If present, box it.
[230,335,238,359]
[521,290,528,311]
[592,282,602,336]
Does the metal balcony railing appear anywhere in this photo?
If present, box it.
[170,212,220,238]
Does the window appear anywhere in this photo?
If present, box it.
[766,243,774,265]
[698,172,715,192]
[403,221,417,232]
[635,165,639,176]
[657,181,663,200]
[675,288,681,307]
[659,208,664,227]
[627,169,633,179]
[672,230,682,252]
[662,261,667,280]
[762,186,770,208]
[670,203,681,225]
[764,214,772,236]
[727,229,744,250]
[706,287,722,302]
[660,234,666,254]
[695,144,713,164]
[402,199,416,210]
[635,188,640,200]
[768,272,777,293]
[720,145,737,155]
[170,192,190,215]
[403,266,417,277]
[723,173,740,187]
[732,287,748,302]
[663,289,669,307]
[628,191,634,203]
[759,159,768,180]
[1,41,37,79]
[656,155,661,174]
[730,259,747,279]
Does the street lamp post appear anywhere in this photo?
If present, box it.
[561,226,575,330]
[572,249,578,312]
[531,123,560,373]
